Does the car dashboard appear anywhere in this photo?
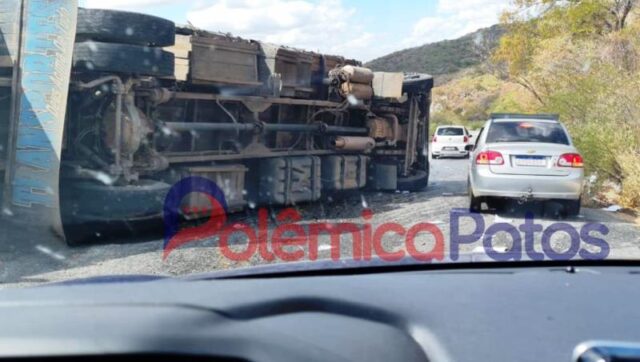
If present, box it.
[0,265,639,362]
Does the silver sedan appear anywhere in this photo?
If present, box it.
[467,114,584,216]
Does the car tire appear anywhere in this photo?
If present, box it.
[486,197,505,212]
[76,8,175,47]
[432,154,439,159]
[73,41,175,77]
[469,191,482,213]
[564,199,581,217]
[397,169,429,192]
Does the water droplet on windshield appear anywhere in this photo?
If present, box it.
[160,125,172,136]
[35,245,65,261]
[360,194,368,208]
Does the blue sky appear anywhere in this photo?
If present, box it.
[79,0,510,61]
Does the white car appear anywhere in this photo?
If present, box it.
[468,114,584,215]
[431,125,471,158]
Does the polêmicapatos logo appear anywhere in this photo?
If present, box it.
[163,176,228,259]
[163,177,610,261]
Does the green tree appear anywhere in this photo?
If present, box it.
[493,0,638,103]
[491,0,640,208]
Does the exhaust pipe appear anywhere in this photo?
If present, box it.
[332,136,376,151]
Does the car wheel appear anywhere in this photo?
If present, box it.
[486,197,505,212]
[76,8,176,47]
[564,199,581,217]
[469,192,482,213]
[73,41,175,77]
[397,169,429,192]
[432,154,439,159]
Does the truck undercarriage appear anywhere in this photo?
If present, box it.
[1,3,433,243]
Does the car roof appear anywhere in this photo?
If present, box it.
[436,125,465,128]
[490,113,559,121]
[491,118,560,123]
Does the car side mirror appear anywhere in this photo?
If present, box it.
[465,144,475,152]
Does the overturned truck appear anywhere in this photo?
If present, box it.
[1,6,433,243]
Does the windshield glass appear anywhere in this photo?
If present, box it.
[486,121,570,145]
[437,127,465,136]
[0,0,639,289]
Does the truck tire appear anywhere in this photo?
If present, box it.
[61,178,170,245]
[76,8,175,47]
[73,41,175,77]
[397,170,429,192]
[403,74,434,94]
[61,179,171,224]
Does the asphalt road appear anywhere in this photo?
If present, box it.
[1,157,639,288]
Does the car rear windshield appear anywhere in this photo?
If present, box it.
[486,121,570,145]
[437,127,464,136]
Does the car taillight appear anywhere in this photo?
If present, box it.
[557,153,584,168]
[476,150,504,165]
[432,136,437,143]
[463,135,468,143]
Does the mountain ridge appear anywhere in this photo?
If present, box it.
[365,24,504,78]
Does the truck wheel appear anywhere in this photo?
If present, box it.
[403,74,434,93]
[397,170,429,192]
[73,42,175,77]
[76,8,175,47]
[61,179,171,245]
[61,179,170,224]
